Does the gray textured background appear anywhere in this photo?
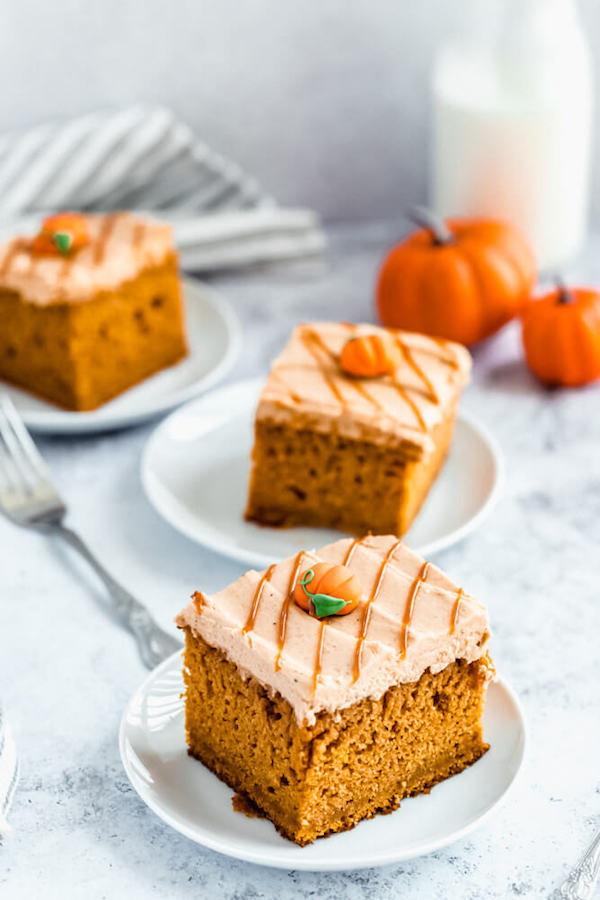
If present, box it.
[1,0,598,223]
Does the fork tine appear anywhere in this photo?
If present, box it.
[0,440,22,492]
[0,395,51,486]
[0,403,34,490]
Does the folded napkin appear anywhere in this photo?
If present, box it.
[0,704,18,836]
[0,105,325,272]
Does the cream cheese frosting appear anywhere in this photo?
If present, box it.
[0,212,174,304]
[255,322,471,454]
[175,535,492,725]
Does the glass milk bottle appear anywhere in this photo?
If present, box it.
[430,0,593,271]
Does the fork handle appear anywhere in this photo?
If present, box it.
[48,522,182,669]
[550,829,600,899]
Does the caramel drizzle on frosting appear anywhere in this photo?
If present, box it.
[312,621,327,696]
[300,330,346,406]
[304,327,336,358]
[349,379,384,411]
[431,336,460,369]
[344,321,456,373]
[273,371,303,404]
[195,537,472,705]
[0,214,121,289]
[242,564,276,636]
[450,587,464,635]
[340,323,440,406]
[343,535,368,566]
[399,561,430,659]
[310,537,368,694]
[396,338,439,404]
[278,538,370,681]
[275,551,307,671]
[132,221,146,249]
[286,325,468,440]
[390,377,427,431]
[352,538,403,682]
[301,325,439,432]
[26,247,40,277]
[0,240,21,278]
[192,591,204,614]
[93,213,119,265]
[302,327,384,413]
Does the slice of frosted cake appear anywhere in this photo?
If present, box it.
[176,534,494,846]
[0,211,186,410]
[245,322,471,536]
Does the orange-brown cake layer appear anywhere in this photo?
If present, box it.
[182,630,491,845]
[245,409,456,535]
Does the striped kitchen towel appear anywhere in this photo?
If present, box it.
[0,704,18,837]
[0,105,325,271]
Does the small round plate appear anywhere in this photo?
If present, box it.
[119,652,526,871]
[2,279,241,434]
[141,378,503,567]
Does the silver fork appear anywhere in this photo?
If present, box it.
[0,395,182,669]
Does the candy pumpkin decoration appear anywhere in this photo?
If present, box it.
[340,333,400,377]
[293,562,362,618]
[32,212,89,256]
[522,283,600,387]
[376,207,536,345]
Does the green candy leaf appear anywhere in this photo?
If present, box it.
[311,594,349,618]
[52,231,73,255]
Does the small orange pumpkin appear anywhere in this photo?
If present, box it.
[340,333,400,378]
[32,213,89,256]
[376,207,536,345]
[293,562,362,618]
[522,283,600,387]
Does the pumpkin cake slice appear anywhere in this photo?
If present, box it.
[0,211,186,410]
[175,534,494,846]
[244,321,471,537]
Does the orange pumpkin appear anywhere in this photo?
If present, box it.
[293,562,362,618]
[376,207,536,345]
[522,283,600,387]
[340,333,400,377]
[32,213,89,256]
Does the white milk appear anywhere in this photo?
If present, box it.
[431,0,593,271]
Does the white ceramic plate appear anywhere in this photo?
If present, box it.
[120,651,526,871]
[1,279,241,434]
[141,378,503,567]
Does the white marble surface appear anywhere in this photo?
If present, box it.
[1,221,599,899]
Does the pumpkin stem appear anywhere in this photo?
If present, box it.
[555,276,574,305]
[408,206,454,246]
